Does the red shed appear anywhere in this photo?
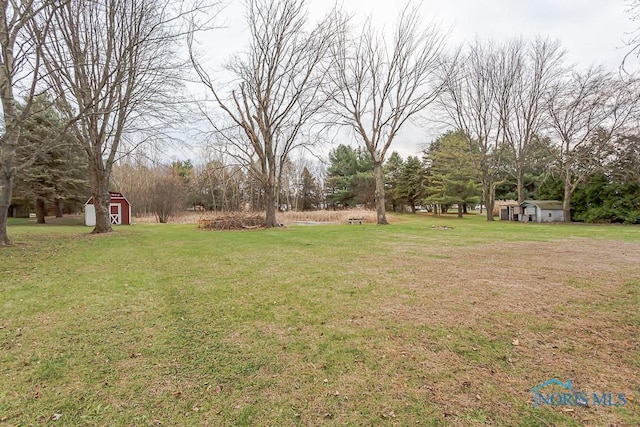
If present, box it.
[84,191,132,226]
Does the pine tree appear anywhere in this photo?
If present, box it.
[298,167,320,211]
[423,131,481,218]
[325,145,374,208]
[395,156,425,213]
[12,96,89,223]
[384,152,404,212]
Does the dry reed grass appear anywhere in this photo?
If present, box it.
[278,209,383,224]
[134,209,389,225]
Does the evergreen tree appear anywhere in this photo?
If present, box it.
[352,171,376,208]
[298,167,321,211]
[423,131,481,218]
[325,145,373,208]
[395,156,425,213]
[571,173,640,224]
[384,152,404,212]
[12,95,89,223]
[568,134,640,223]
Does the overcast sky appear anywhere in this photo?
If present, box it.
[330,0,635,70]
[186,0,637,160]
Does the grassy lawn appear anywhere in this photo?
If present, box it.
[1,214,639,426]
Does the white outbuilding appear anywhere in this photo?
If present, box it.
[519,200,565,223]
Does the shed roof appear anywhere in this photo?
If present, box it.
[84,191,131,206]
[520,200,564,210]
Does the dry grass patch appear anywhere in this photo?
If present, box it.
[134,209,387,225]
[277,209,382,224]
[354,238,640,425]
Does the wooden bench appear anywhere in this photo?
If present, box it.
[348,217,364,224]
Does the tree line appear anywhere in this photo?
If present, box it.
[109,126,640,225]
[111,153,324,220]
[2,0,640,245]
[322,128,639,223]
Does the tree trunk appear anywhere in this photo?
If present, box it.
[485,199,495,221]
[563,180,572,223]
[55,201,64,218]
[0,61,20,246]
[89,159,113,234]
[265,192,277,227]
[373,162,388,225]
[0,173,13,246]
[482,179,495,221]
[35,199,46,224]
[457,203,463,218]
[264,178,278,227]
[516,168,525,204]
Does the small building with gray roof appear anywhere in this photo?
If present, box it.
[519,200,565,223]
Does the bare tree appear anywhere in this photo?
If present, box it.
[547,68,640,222]
[196,153,246,212]
[111,151,156,216]
[36,0,207,234]
[190,0,342,227]
[497,38,565,203]
[329,4,446,224]
[0,0,53,245]
[150,165,185,223]
[112,158,186,221]
[624,0,640,71]
[439,41,502,221]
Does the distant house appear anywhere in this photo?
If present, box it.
[519,200,565,223]
[84,191,132,226]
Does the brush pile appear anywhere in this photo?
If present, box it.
[198,213,266,230]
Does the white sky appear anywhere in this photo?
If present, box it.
[182,0,638,161]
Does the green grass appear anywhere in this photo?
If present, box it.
[1,214,639,426]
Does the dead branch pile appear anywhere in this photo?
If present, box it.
[198,213,266,230]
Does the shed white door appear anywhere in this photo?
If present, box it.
[84,204,96,226]
[110,203,121,225]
